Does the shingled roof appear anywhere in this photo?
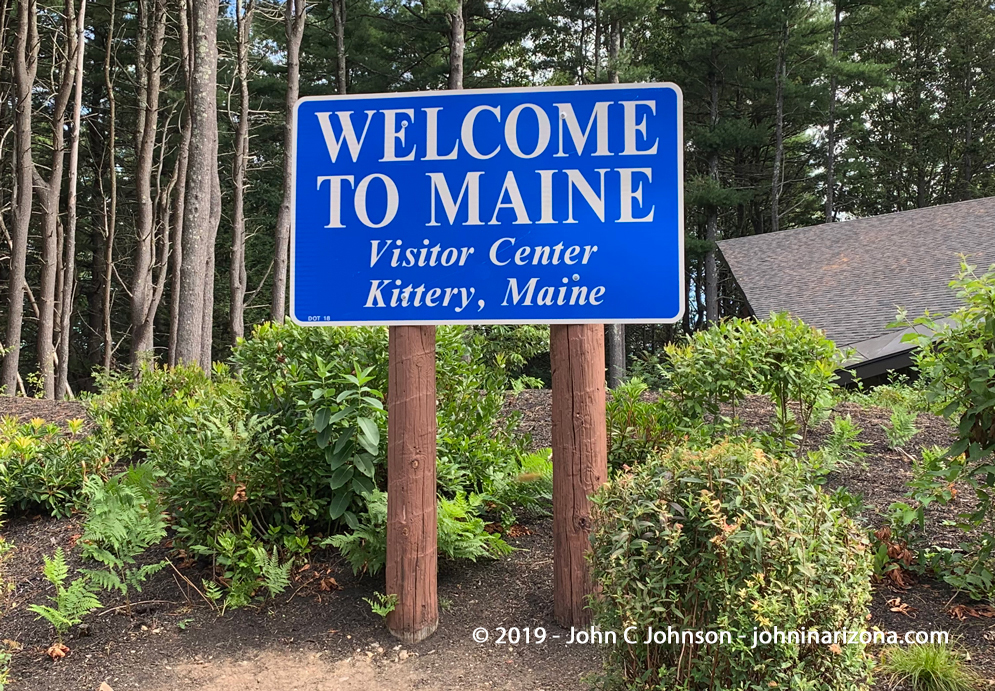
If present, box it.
[718,196,995,374]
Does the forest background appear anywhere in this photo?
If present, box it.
[1,0,994,398]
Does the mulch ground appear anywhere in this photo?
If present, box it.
[2,390,995,689]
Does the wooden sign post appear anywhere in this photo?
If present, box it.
[385,325,439,643]
[550,324,608,627]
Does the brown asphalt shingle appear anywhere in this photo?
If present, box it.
[717,197,995,348]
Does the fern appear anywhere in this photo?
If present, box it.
[27,549,101,642]
[79,466,167,613]
[251,546,293,597]
[363,591,398,618]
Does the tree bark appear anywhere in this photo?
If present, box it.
[770,19,788,235]
[332,0,346,94]
[56,0,88,399]
[101,0,118,372]
[704,29,719,324]
[129,0,168,365]
[1,0,38,396]
[168,0,192,367]
[825,0,841,223]
[229,0,254,343]
[448,0,464,90]
[606,324,625,388]
[551,324,607,627]
[175,0,219,368]
[270,0,306,323]
[34,0,78,398]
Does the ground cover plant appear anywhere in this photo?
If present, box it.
[879,644,980,691]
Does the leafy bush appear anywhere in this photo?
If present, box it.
[590,442,873,691]
[79,465,168,612]
[879,644,979,691]
[0,416,109,517]
[84,322,540,606]
[899,263,995,599]
[87,362,243,460]
[198,521,294,612]
[606,378,694,468]
[28,548,101,643]
[658,314,843,449]
[841,373,930,413]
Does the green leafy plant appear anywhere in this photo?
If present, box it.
[363,591,398,618]
[658,314,844,451]
[0,415,110,517]
[898,263,995,598]
[590,442,873,691]
[880,644,980,691]
[79,465,168,614]
[883,407,919,449]
[606,378,690,468]
[825,414,868,464]
[196,521,295,612]
[328,490,511,576]
[27,548,102,643]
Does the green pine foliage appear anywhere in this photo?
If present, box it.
[27,549,102,643]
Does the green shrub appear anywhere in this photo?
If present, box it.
[659,314,843,450]
[590,442,873,691]
[606,378,694,468]
[0,416,109,517]
[899,263,995,599]
[880,644,980,691]
[86,362,244,460]
[79,465,168,612]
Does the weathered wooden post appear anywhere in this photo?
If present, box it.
[385,325,439,643]
[551,323,608,627]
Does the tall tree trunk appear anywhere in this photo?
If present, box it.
[270,0,306,323]
[604,17,624,385]
[1,0,38,396]
[56,0,88,399]
[175,0,219,368]
[825,0,841,222]
[448,0,464,90]
[101,0,117,372]
[229,0,254,343]
[607,19,619,83]
[704,33,719,324]
[130,0,167,365]
[333,0,346,94]
[770,19,788,235]
[169,0,192,367]
[34,0,78,398]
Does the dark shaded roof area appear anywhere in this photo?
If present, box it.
[718,196,995,354]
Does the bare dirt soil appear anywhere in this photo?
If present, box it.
[3,391,995,690]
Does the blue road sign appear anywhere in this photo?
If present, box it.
[290,83,683,326]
